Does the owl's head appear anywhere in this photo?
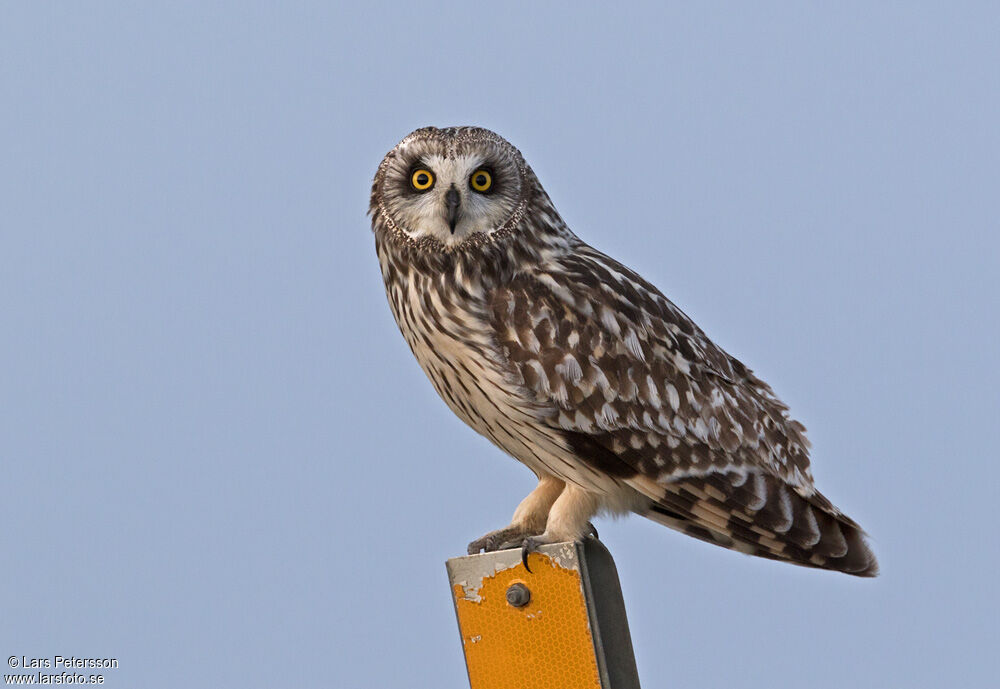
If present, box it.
[370,127,535,250]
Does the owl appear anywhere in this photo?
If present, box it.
[370,126,877,576]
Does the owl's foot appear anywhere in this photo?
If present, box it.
[520,522,601,573]
[467,525,542,555]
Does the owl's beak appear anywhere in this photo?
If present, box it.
[445,185,461,234]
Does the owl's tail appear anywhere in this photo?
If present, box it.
[635,472,879,577]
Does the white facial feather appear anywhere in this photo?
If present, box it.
[385,151,520,247]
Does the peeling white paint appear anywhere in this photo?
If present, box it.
[446,542,582,603]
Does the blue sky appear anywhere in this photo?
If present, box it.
[2,3,997,687]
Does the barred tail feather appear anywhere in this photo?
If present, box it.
[637,472,878,577]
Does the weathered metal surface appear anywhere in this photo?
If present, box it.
[446,539,641,689]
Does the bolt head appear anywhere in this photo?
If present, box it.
[506,582,531,608]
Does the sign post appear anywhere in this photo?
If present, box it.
[446,539,641,689]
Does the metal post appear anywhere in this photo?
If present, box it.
[446,539,641,689]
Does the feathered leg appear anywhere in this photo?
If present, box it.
[467,476,565,554]
[520,483,600,570]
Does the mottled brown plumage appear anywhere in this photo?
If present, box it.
[370,126,877,576]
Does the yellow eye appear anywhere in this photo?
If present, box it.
[469,169,493,192]
[410,168,434,191]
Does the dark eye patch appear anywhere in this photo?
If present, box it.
[469,167,495,193]
[408,164,435,192]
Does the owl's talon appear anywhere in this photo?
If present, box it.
[521,536,544,573]
[585,522,599,540]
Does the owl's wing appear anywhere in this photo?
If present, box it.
[490,246,877,575]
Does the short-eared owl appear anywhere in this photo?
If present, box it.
[370,126,877,576]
